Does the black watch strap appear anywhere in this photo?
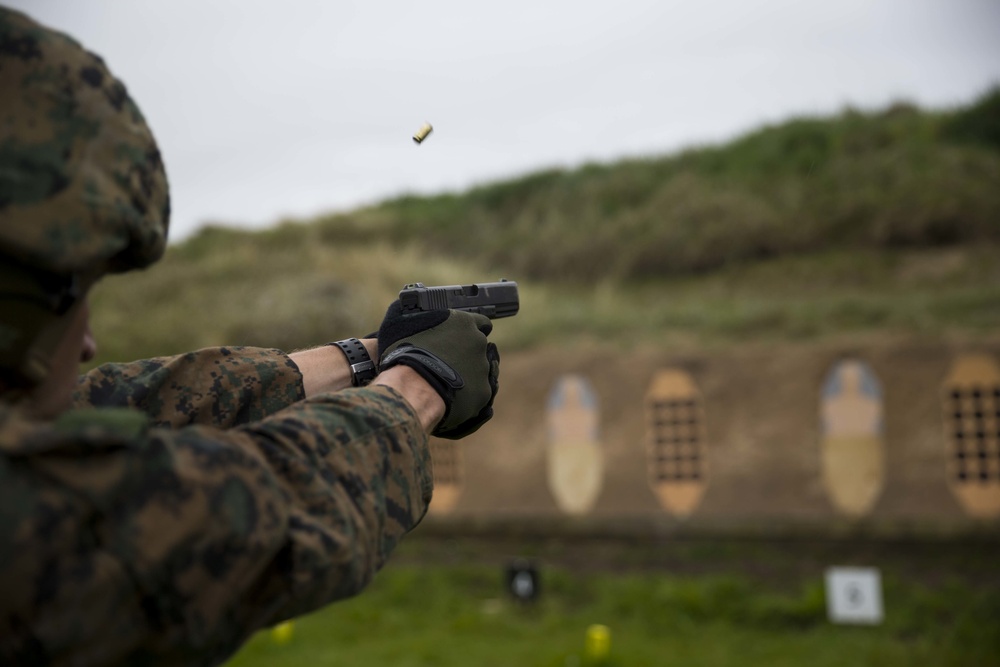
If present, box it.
[329,338,377,386]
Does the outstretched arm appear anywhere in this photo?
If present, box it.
[72,339,382,430]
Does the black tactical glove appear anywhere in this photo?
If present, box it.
[377,301,500,439]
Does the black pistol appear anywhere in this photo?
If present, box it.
[398,280,519,319]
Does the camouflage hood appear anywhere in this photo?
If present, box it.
[0,7,170,390]
[0,6,170,276]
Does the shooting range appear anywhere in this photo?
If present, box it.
[30,1,996,663]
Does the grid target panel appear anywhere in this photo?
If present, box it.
[647,398,706,483]
[429,440,462,486]
[644,368,709,517]
[946,386,1000,485]
[941,355,1000,518]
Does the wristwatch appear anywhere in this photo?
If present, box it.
[329,338,377,386]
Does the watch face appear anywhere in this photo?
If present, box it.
[353,361,377,386]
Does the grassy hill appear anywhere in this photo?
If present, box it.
[311,86,1000,282]
[88,88,1000,365]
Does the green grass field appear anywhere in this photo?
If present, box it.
[225,538,1000,667]
[225,564,997,667]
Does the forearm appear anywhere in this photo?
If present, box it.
[73,346,305,428]
[72,338,445,435]
[72,337,379,428]
[289,338,378,397]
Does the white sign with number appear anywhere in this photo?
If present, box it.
[825,567,884,624]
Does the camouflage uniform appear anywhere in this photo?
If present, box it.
[0,8,433,666]
[1,349,432,665]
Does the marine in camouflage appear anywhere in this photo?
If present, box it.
[0,7,437,665]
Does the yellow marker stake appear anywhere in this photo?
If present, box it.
[413,122,433,144]
[270,621,295,645]
[584,624,610,662]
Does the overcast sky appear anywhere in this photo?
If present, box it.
[9,0,1000,240]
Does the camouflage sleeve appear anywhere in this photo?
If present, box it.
[0,385,432,667]
[72,347,305,429]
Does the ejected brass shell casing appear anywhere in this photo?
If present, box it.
[412,122,433,144]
